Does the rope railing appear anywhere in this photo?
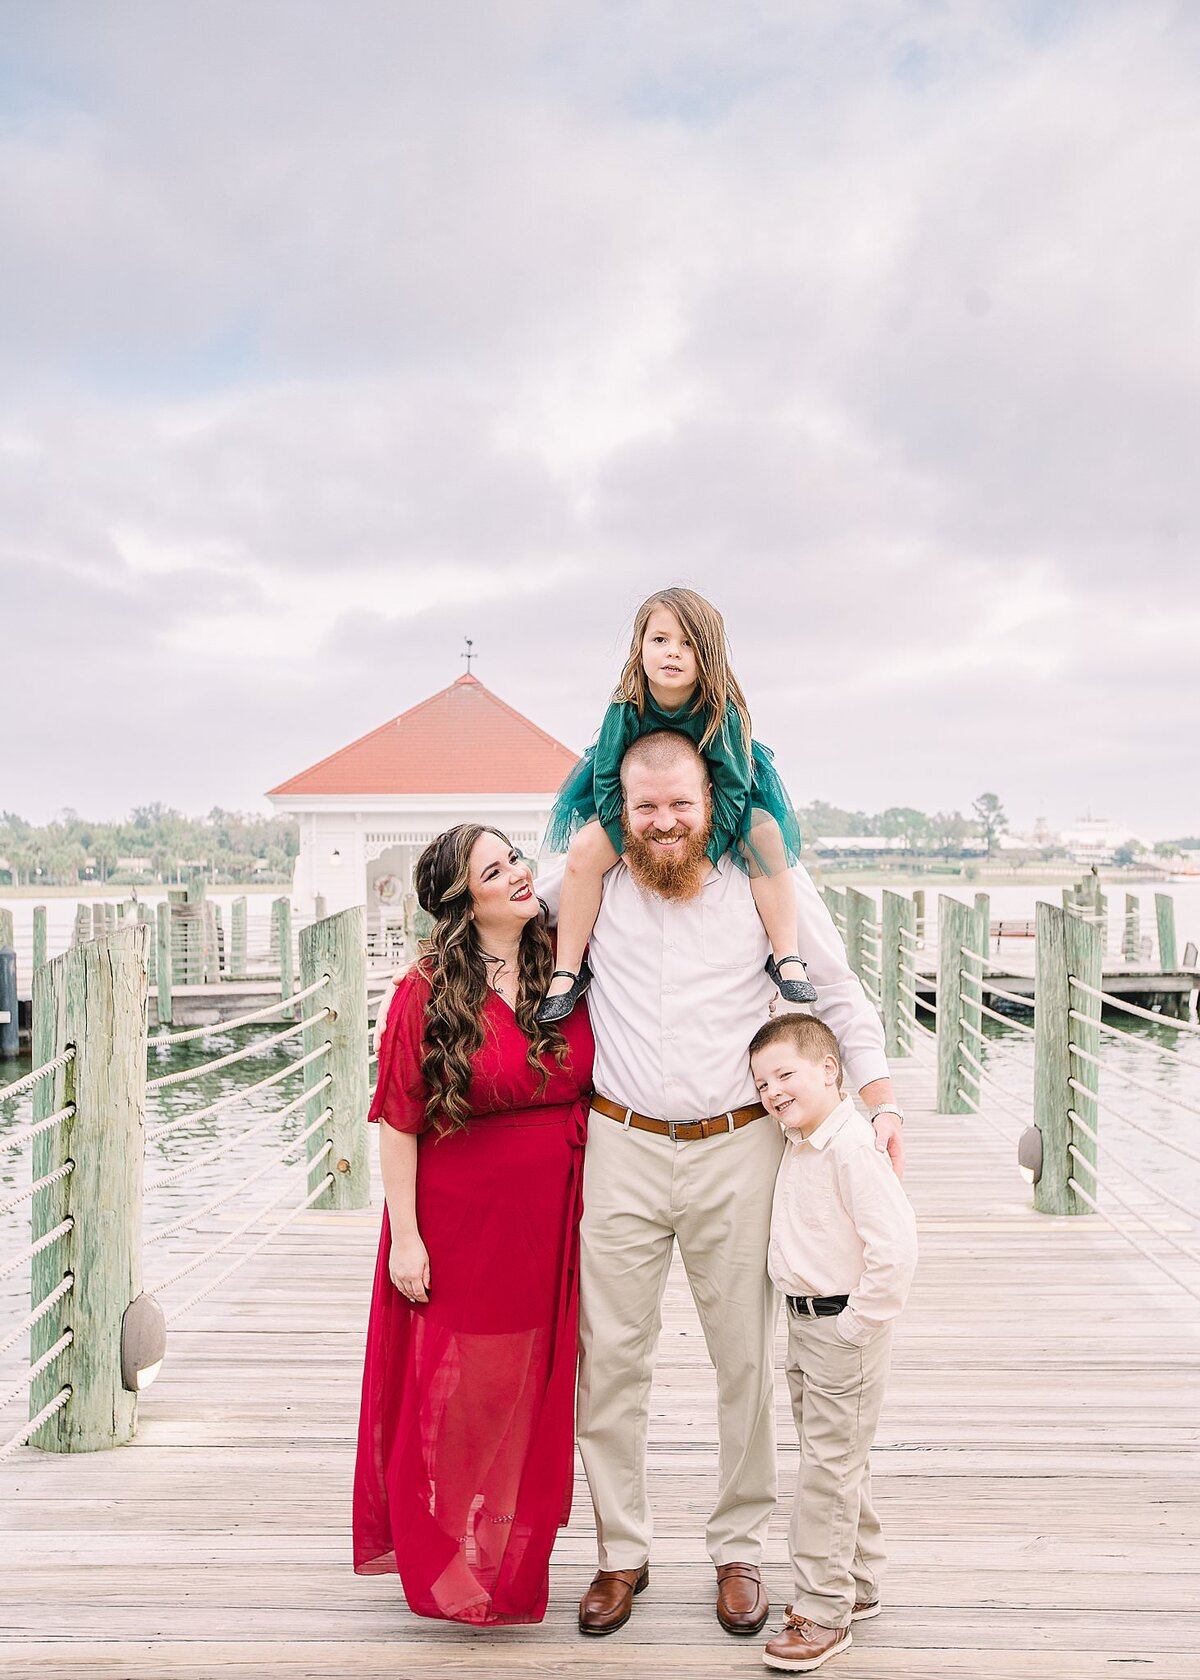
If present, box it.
[1066,1106,1198,1227]
[144,1100,334,1245]
[1069,977,1200,1035]
[980,980,1036,1009]
[1066,1142,1199,1265]
[146,1007,333,1092]
[976,998,1035,1035]
[145,1042,331,1143]
[0,1330,73,1416]
[1067,1175,1200,1305]
[164,1172,335,1326]
[0,1273,74,1360]
[1068,1040,1200,1133]
[148,974,332,1047]
[144,1079,331,1193]
[954,1083,1022,1146]
[0,1218,74,1284]
[0,1159,75,1220]
[0,1103,75,1155]
[1068,1009,1195,1067]
[147,1141,334,1295]
[0,1386,72,1464]
[0,1048,76,1107]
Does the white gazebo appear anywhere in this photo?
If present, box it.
[266,673,579,951]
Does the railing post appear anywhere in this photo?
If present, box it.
[821,886,847,938]
[0,907,13,951]
[155,902,173,1026]
[936,896,979,1114]
[1123,892,1140,963]
[274,897,295,1017]
[881,889,916,1057]
[0,945,17,1060]
[30,923,149,1450]
[230,896,248,979]
[299,908,369,1211]
[202,901,221,983]
[1032,903,1101,1216]
[974,891,991,956]
[33,905,48,974]
[72,905,90,947]
[1155,892,1177,971]
[136,903,155,986]
[844,887,873,987]
[913,889,926,948]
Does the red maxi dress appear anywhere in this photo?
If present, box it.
[352,968,594,1625]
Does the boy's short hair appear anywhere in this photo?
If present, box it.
[748,1015,844,1090]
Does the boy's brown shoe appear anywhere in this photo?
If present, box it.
[762,1609,852,1672]
[715,1562,769,1633]
[851,1598,881,1620]
[578,1564,649,1635]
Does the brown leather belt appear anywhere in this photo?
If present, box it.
[591,1092,767,1142]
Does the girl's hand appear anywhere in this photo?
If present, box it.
[389,1232,431,1303]
[372,965,414,1056]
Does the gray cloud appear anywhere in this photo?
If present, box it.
[1,0,1196,833]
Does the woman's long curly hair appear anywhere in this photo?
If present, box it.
[414,824,569,1136]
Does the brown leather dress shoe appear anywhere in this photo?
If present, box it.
[578,1564,649,1635]
[762,1609,851,1672]
[715,1562,770,1635]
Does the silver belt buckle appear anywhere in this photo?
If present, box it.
[666,1117,679,1142]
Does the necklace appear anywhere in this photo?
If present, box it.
[480,949,519,1004]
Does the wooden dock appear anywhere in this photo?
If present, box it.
[3,1059,1199,1679]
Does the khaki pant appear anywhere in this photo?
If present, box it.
[784,1309,894,1627]
[576,1108,785,1569]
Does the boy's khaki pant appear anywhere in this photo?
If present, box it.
[785,1310,894,1627]
[576,1109,785,1570]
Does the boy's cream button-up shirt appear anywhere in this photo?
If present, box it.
[769,1097,918,1345]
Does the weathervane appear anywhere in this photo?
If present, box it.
[461,637,476,675]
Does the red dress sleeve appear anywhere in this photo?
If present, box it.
[368,969,432,1134]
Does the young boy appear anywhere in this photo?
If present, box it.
[749,1015,918,1673]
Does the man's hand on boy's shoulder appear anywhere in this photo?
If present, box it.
[870,1112,904,1178]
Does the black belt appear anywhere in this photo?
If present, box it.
[786,1294,849,1318]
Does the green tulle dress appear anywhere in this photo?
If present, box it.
[545,693,802,874]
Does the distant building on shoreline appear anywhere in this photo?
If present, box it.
[266,673,578,947]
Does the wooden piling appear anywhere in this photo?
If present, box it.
[844,887,875,989]
[1122,892,1138,962]
[230,897,247,980]
[32,905,48,973]
[155,902,173,1026]
[137,904,155,986]
[299,908,369,1211]
[30,923,149,1451]
[913,888,926,946]
[1033,902,1102,1216]
[274,898,294,1017]
[974,892,991,956]
[937,896,980,1115]
[202,901,221,983]
[1156,893,1177,971]
[881,889,916,1058]
[0,907,14,951]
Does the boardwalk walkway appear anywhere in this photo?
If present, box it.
[3,1061,1199,1679]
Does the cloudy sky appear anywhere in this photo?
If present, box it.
[2,1,1197,836]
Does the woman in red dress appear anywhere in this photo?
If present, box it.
[353,823,594,1626]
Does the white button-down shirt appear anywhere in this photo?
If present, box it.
[769,1096,918,1344]
[535,854,889,1122]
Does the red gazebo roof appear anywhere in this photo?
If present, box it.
[266,674,579,798]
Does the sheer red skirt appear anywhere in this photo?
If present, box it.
[352,979,591,1625]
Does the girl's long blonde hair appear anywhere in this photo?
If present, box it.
[616,587,752,756]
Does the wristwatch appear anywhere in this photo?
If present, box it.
[869,1102,905,1126]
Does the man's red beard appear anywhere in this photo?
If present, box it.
[621,813,713,901]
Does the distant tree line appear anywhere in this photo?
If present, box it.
[797,792,1009,856]
[0,806,299,886]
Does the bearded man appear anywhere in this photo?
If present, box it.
[535,729,902,1640]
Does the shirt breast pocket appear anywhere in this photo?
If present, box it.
[700,902,766,970]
